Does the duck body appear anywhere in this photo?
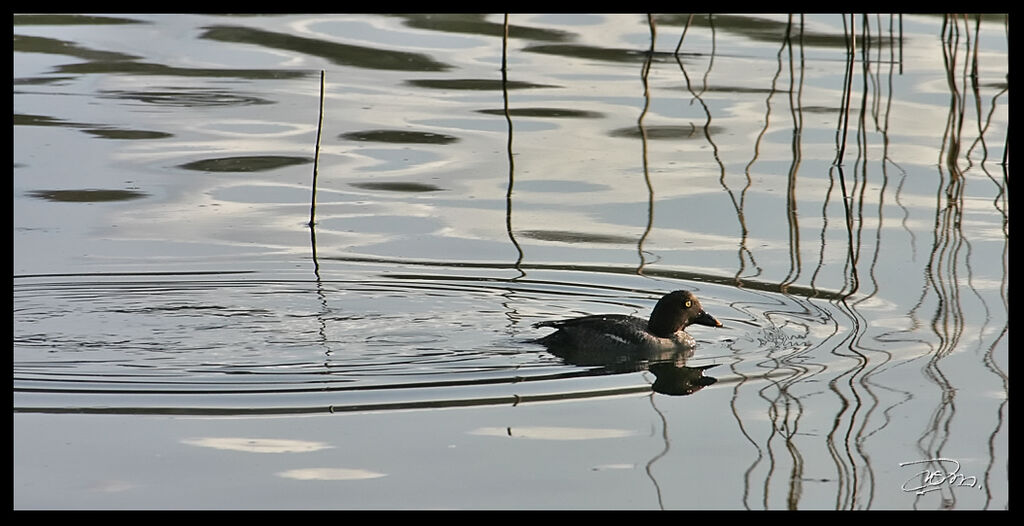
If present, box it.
[533,290,721,355]
[534,313,697,353]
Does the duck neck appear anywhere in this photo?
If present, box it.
[647,313,682,338]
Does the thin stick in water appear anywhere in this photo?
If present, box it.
[308,70,325,227]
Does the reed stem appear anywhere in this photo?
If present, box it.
[308,70,325,227]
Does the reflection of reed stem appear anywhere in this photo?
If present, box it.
[308,70,325,279]
[308,70,325,227]
[835,15,860,295]
[781,14,804,292]
[836,15,855,167]
[898,14,904,75]
[673,14,694,55]
[501,14,509,74]
[501,14,524,275]
[635,14,656,274]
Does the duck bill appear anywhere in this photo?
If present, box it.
[693,310,723,328]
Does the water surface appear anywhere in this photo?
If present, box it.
[14,13,1008,510]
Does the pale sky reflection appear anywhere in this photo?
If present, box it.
[181,437,333,453]
[277,468,387,480]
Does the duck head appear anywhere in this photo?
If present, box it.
[647,290,722,337]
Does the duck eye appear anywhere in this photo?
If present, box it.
[684,300,692,308]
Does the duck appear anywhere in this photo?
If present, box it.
[533,290,722,353]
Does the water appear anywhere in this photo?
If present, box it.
[14,14,1008,509]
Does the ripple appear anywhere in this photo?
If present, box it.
[100,88,275,107]
[13,276,560,403]
[14,271,810,414]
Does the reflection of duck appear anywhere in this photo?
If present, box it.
[544,342,720,396]
[649,362,719,396]
[533,290,722,354]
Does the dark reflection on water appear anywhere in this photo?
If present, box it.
[82,129,174,140]
[477,107,604,119]
[540,337,720,396]
[14,113,91,128]
[609,124,723,140]
[406,78,558,90]
[100,88,275,107]
[13,75,76,86]
[649,363,719,396]
[55,61,310,79]
[14,34,141,61]
[340,129,460,144]
[349,181,444,192]
[323,254,855,303]
[523,43,659,63]
[200,25,452,72]
[654,13,896,48]
[392,13,574,43]
[26,189,149,202]
[519,229,637,245]
[178,155,312,173]
[14,113,172,140]
[13,14,146,25]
